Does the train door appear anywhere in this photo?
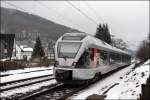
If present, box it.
[85,48,95,68]
[99,50,110,74]
[76,48,95,68]
[99,50,109,65]
[76,49,91,68]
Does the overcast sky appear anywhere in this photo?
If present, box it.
[1,1,149,50]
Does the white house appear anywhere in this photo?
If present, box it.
[15,45,33,61]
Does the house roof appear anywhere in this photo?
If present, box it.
[20,45,33,52]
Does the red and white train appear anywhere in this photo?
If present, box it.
[53,33,131,84]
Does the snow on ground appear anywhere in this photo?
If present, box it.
[70,64,136,99]
[1,66,53,76]
[0,80,57,98]
[0,66,54,83]
[1,76,53,90]
[70,60,149,99]
[0,65,56,98]
[105,60,150,99]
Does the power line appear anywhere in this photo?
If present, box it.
[66,1,98,26]
[3,1,86,33]
[84,2,104,24]
[36,1,87,32]
[3,1,29,14]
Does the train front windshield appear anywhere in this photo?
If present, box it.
[58,42,81,58]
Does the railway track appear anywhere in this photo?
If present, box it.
[19,64,130,100]
[0,74,54,92]
[0,68,52,77]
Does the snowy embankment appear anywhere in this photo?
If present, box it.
[106,60,149,99]
[0,66,53,83]
[71,60,150,100]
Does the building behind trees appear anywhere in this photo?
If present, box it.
[0,34,15,60]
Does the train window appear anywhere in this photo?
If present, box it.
[109,53,121,63]
[57,42,81,58]
[116,54,121,62]
[110,53,131,64]
[62,36,85,40]
[110,53,115,64]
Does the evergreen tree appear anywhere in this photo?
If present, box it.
[136,34,150,62]
[95,24,105,41]
[136,40,149,62]
[32,37,45,59]
[105,24,111,44]
[95,23,111,44]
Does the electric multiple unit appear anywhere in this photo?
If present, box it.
[53,33,131,84]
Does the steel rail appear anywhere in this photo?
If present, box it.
[0,74,53,86]
[0,69,52,77]
[0,77,55,92]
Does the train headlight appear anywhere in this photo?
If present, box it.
[72,62,77,67]
[54,61,59,67]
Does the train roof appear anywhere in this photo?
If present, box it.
[58,33,130,55]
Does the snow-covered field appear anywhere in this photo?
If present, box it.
[0,66,56,98]
[70,60,150,99]
[0,66,53,83]
[1,66,53,76]
[0,80,57,98]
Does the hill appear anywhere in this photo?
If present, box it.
[1,7,81,41]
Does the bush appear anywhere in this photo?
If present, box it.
[0,61,25,70]
[136,40,149,62]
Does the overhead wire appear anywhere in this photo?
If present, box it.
[2,1,29,13]
[3,1,87,33]
[84,2,105,24]
[3,1,102,33]
[66,0,98,26]
[36,1,87,32]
